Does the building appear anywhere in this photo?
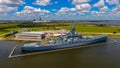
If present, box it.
[33,20,51,23]
[15,30,67,40]
[15,32,46,39]
[33,17,51,23]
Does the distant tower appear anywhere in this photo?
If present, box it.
[33,19,36,21]
[39,17,41,21]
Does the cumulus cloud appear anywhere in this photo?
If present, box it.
[0,0,25,15]
[75,3,91,12]
[72,0,90,5]
[56,0,92,16]
[33,0,50,6]
[71,0,91,13]
[57,7,75,13]
[91,11,108,17]
[110,5,120,16]
[94,0,105,8]
[57,3,91,15]
[15,6,50,16]
[91,11,99,15]
[0,0,25,6]
[105,0,119,5]
[57,7,76,15]
[112,5,120,11]
[0,5,17,13]
[94,0,109,12]
[100,6,109,11]
[0,0,120,20]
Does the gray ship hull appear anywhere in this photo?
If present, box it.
[21,35,107,51]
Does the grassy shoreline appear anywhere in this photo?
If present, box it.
[0,22,120,41]
[0,32,120,41]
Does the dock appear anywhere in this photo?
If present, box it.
[8,38,118,58]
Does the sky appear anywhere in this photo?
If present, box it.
[0,0,120,20]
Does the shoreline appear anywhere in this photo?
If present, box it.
[0,36,120,41]
[0,32,120,41]
[0,38,4,41]
[0,37,41,41]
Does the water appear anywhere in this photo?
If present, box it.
[89,21,120,25]
[0,39,120,68]
[79,21,120,25]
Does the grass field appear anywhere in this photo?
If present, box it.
[0,22,120,38]
[62,25,120,33]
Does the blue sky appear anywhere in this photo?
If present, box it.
[0,0,120,20]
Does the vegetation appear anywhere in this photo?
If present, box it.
[62,25,120,33]
[0,22,120,39]
[0,22,18,29]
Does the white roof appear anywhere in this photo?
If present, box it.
[15,31,45,36]
[23,32,45,34]
[53,34,65,36]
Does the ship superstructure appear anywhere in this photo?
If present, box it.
[21,26,107,51]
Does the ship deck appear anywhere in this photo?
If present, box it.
[39,38,95,46]
[8,38,117,58]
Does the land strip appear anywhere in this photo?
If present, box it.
[0,22,120,40]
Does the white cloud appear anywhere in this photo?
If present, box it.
[0,0,24,14]
[57,3,91,15]
[91,11,99,15]
[110,5,120,16]
[0,0,25,6]
[75,3,91,12]
[91,4,120,17]
[33,0,50,6]
[15,6,50,16]
[72,0,90,5]
[94,0,109,12]
[91,10,107,16]
[57,7,76,14]
[112,5,120,11]
[100,6,109,11]
[72,0,91,13]
[0,5,17,13]
[94,0,105,8]
[105,0,119,5]
[70,8,76,11]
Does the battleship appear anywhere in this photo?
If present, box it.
[20,26,107,51]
